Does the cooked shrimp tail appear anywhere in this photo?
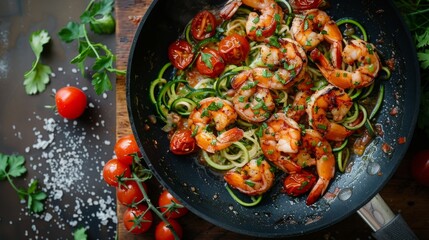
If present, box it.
[220,0,243,20]
[310,39,381,89]
[195,128,244,153]
[306,177,330,205]
[189,97,244,153]
[224,158,275,196]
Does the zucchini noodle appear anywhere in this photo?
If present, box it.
[148,2,392,207]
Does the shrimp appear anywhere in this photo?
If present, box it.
[306,85,353,142]
[310,39,381,89]
[231,70,276,123]
[291,9,343,68]
[286,73,314,122]
[224,158,275,195]
[220,0,284,41]
[259,113,302,173]
[293,129,335,205]
[188,97,244,153]
[251,39,308,90]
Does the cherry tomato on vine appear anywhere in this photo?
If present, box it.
[170,129,197,155]
[158,189,188,219]
[289,0,323,11]
[218,33,250,65]
[283,171,316,197]
[411,150,429,187]
[155,219,183,240]
[117,180,147,206]
[55,86,87,119]
[191,10,217,41]
[123,204,153,234]
[196,48,225,78]
[102,158,131,187]
[168,40,194,70]
[115,134,141,166]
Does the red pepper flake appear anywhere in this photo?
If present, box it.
[397,136,406,144]
[390,106,398,116]
[381,142,393,154]
[385,58,395,70]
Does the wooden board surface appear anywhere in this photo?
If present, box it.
[115,1,429,239]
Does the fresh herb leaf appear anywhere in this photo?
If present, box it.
[58,22,86,43]
[417,50,429,69]
[81,0,115,34]
[416,28,429,49]
[74,227,88,240]
[58,0,125,95]
[201,52,213,69]
[0,154,26,178]
[23,30,52,95]
[0,153,47,213]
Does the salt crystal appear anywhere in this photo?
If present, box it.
[44,213,52,222]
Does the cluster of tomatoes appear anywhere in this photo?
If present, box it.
[167,10,250,78]
[102,134,188,239]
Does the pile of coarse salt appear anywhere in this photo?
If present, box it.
[18,103,117,237]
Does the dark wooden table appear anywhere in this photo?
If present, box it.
[115,1,429,239]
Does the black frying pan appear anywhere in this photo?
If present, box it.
[126,0,420,237]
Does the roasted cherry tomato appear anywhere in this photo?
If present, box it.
[191,10,217,41]
[219,33,250,65]
[155,219,183,240]
[168,40,194,70]
[170,129,197,155]
[411,150,429,187]
[123,204,153,234]
[289,0,323,12]
[115,134,141,166]
[117,180,147,206]
[55,86,87,119]
[102,158,131,187]
[196,48,225,78]
[283,171,317,197]
[158,189,188,219]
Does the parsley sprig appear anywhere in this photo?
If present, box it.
[0,153,47,213]
[393,0,429,137]
[58,0,125,95]
[23,30,52,95]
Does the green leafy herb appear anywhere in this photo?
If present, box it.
[23,30,52,95]
[0,153,47,213]
[74,227,88,240]
[201,52,213,69]
[58,0,125,95]
[393,0,429,137]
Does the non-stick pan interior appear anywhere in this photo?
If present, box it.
[127,0,420,237]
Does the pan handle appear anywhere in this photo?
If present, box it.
[357,193,418,240]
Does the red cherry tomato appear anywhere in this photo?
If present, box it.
[289,0,323,11]
[123,204,153,234]
[411,150,429,187]
[155,219,183,240]
[114,134,141,166]
[196,48,225,78]
[102,158,131,187]
[219,33,250,65]
[158,189,188,219]
[55,86,87,119]
[117,181,147,206]
[191,10,217,41]
[170,129,197,155]
[168,40,194,70]
[283,171,317,197]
